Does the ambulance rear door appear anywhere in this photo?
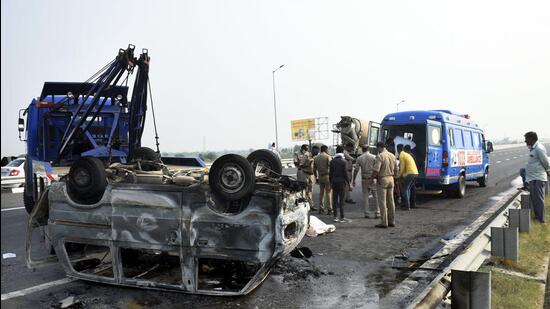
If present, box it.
[425,120,443,177]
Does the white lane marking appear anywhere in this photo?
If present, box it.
[1,207,25,212]
[496,161,502,164]
[11,188,24,194]
[513,157,518,159]
[1,278,75,301]
[506,158,510,161]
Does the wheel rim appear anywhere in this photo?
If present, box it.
[220,163,246,193]
[73,168,91,187]
[484,172,488,183]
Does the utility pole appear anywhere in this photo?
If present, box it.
[272,64,285,152]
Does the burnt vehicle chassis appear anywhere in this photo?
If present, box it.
[27,152,309,296]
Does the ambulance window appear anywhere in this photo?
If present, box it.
[453,129,464,148]
[472,132,480,148]
[448,128,455,147]
[428,125,441,146]
[463,130,473,148]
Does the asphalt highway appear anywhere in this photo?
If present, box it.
[1,144,545,308]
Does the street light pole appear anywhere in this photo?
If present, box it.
[396,99,406,112]
[272,64,284,152]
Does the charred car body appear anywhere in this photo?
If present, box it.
[22,45,309,295]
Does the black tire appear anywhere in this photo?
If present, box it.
[68,157,106,204]
[477,168,488,187]
[209,154,255,201]
[446,174,466,198]
[246,149,283,177]
[131,147,160,162]
[23,188,35,214]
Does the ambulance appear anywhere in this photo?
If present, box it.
[380,110,493,198]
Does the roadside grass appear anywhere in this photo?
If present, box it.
[489,270,545,309]
[482,194,550,309]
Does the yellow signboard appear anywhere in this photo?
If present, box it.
[291,118,315,141]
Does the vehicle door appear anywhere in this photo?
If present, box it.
[481,133,491,166]
[367,121,381,150]
[425,120,443,177]
[467,131,483,179]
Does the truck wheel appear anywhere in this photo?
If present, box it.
[477,169,488,187]
[247,149,283,177]
[131,147,160,162]
[447,175,466,198]
[209,154,255,201]
[68,157,106,204]
[23,188,35,214]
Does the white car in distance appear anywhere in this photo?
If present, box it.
[1,158,25,188]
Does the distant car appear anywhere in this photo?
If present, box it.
[1,158,26,188]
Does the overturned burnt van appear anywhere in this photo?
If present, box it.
[23,46,309,296]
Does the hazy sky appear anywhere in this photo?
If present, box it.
[2,0,549,156]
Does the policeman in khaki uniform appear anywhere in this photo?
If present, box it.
[343,142,357,204]
[352,145,380,219]
[313,145,332,215]
[294,144,317,211]
[372,141,398,228]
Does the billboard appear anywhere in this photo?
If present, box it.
[291,117,329,141]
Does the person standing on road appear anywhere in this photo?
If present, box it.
[372,141,398,228]
[397,145,419,210]
[523,131,549,223]
[330,146,351,223]
[343,142,357,204]
[314,145,333,215]
[352,145,380,219]
[269,142,281,158]
[404,145,418,207]
[294,144,317,211]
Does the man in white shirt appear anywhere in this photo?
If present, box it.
[523,131,550,223]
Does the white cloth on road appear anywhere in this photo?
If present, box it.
[306,215,336,237]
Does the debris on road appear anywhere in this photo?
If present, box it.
[2,253,16,259]
[272,257,331,283]
[290,247,313,259]
[59,296,81,309]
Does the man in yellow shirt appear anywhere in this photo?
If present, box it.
[397,145,419,210]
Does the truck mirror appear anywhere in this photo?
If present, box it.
[487,141,494,153]
[18,118,25,132]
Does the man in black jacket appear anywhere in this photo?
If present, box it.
[330,146,351,223]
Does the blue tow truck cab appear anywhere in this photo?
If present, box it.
[380,110,493,198]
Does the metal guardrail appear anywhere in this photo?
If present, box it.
[280,158,295,168]
[204,158,294,169]
[384,190,524,308]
